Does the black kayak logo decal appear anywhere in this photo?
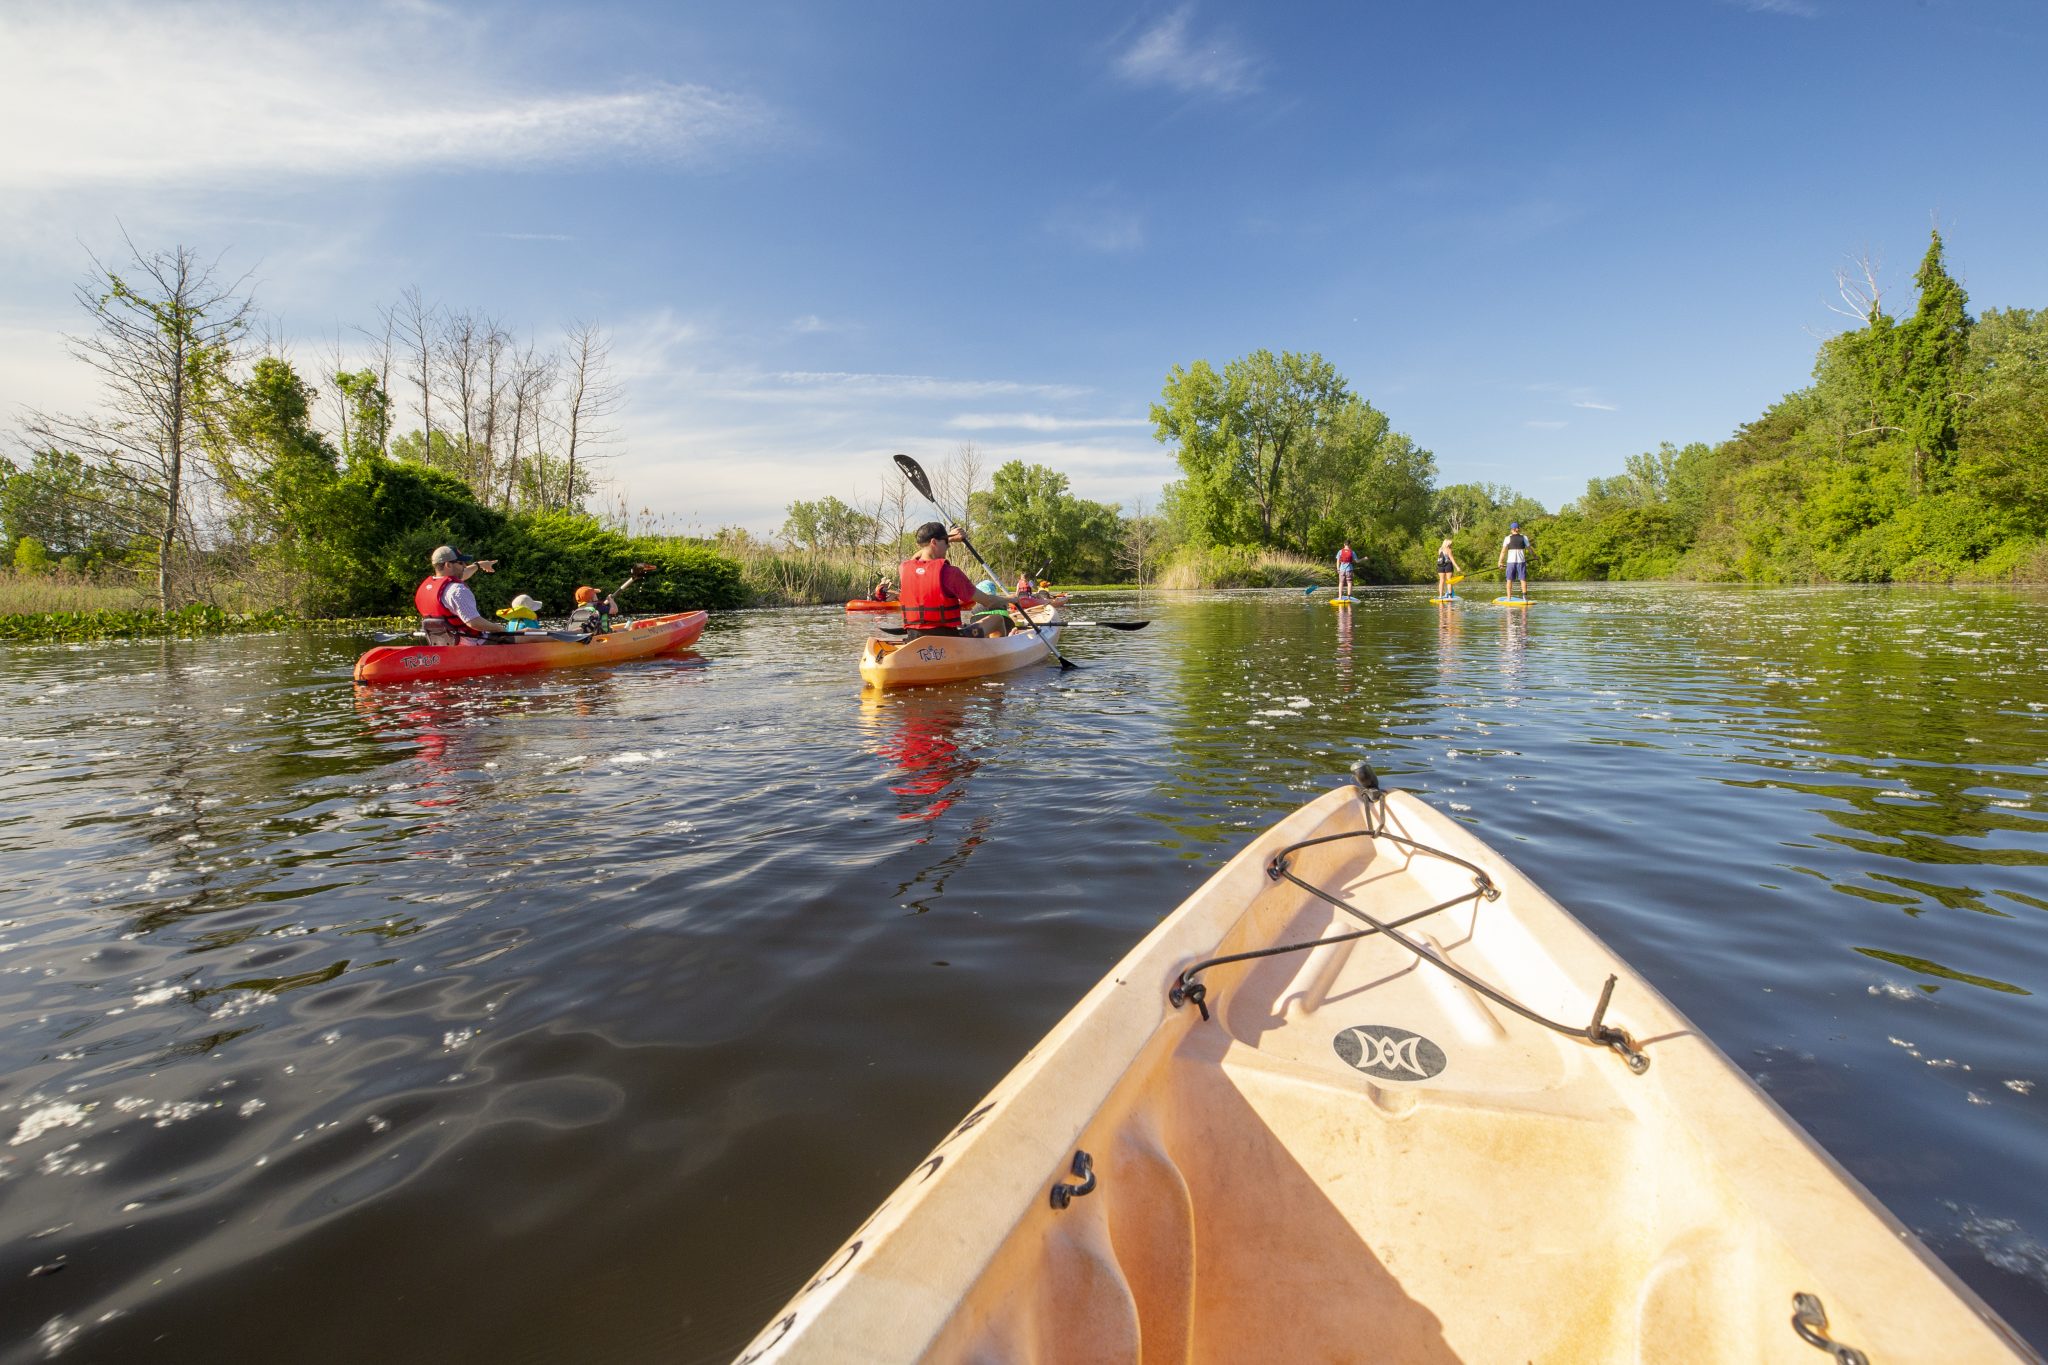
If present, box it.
[1334,1025,1446,1081]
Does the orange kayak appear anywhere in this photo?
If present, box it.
[859,620,1062,688]
[845,599,901,613]
[352,611,707,683]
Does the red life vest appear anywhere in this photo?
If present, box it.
[414,575,484,638]
[899,556,968,630]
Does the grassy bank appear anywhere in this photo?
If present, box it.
[1157,547,1339,590]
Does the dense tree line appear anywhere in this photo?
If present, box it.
[3,240,742,615]
[1542,231,2047,583]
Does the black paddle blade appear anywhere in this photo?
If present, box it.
[892,453,935,502]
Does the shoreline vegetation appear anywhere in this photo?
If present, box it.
[12,568,2047,647]
[7,229,2044,639]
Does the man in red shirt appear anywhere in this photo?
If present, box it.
[899,522,1015,637]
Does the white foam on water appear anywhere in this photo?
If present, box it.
[38,1314,78,1358]
[10,1103,94,1146]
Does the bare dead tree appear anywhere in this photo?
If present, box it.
[479,320,510,505]
[23,239,252,609]
[1830,251,1885,324]
[556,320,620,511]
[440,307,483,484]
[393,286,438,458]
[1119,495,1157,587]
[504,343,555,509]
[879,469,912,556]
[361,307,398,458]
[938,442,985,535]
[325,327,352,455]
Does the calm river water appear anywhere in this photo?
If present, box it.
[1,586,2045,1361]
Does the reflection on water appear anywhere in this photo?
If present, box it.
[0,588,2046,1360]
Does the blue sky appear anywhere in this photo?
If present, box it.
[2,0,2044,531]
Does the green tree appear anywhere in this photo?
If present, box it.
[215,356,340,545]
[1152,349,1349,547]
[13,536,53,574]
[332,368,390,466]
[1957,307,2048,526]
[1899,229,1972,489]
[970,461,1123,582]
[0,448,136,567]
[781,495,878,553]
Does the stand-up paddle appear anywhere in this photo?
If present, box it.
[892,453,1078,671]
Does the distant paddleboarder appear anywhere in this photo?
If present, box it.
[1497,522,1532,603]
[1435,536,1462,599]
[1336,541,1355,597]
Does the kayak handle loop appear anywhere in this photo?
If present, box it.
[1791,1292,1869,1365]
[1049,1150,1096,1209]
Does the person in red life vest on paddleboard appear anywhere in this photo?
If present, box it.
[415,545,511,644]
[899,522,1014,637]
[1336,541,1355,596]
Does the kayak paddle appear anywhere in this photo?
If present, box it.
[892,453,1078,671]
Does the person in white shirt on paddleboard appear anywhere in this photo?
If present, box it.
[1497,523,1532,602]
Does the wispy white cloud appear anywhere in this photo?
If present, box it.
[589,312,1167,530]
[1524,419,1568,431]
[0,5,774,193]
[1526,382,1616,413]
[708,371,1092,404]
[947,413,1152,432]
[1721,0,1819,16]
[1045,199,1146,254]
[1113,7,1263,97]
[787,315,835,334]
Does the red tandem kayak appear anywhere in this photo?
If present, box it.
[352,611,708,684]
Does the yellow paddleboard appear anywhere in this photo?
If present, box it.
[1492,597,1531,607]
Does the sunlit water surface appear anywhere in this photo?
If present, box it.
[1,585,2045,1361]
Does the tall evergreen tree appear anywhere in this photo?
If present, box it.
[1900,229,1972,488]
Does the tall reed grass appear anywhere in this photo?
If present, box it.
[0,571,150,615]
[725,546,890,606]
[1155,547,1337,590]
